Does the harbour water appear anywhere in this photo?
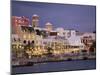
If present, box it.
[12,59,96,74]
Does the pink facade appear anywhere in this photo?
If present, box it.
[12,16,30,34]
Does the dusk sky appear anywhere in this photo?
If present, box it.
[12,1,96,32]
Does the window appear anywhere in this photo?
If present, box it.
[32,35,34,39]
[28,35,31,39]
[63,32,65,35]
[23,35,26,39]
[18,38,20,42]
[28,40,30,45]
[82,50,87,52]
[23,40,27,44]
[14,38,16,42]
[31,40,34,44]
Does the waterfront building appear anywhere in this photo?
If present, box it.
[11,15,96,59]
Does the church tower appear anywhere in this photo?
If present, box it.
[32,14,39,27]
[45,22,53,32]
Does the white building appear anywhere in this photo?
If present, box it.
[82,32,95,40]
[56,27,65,37]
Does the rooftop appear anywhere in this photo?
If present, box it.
[45,22,52,25]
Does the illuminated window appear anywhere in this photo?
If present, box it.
[15,20,17,22]
[31,35,34,39]
[13,45,16,49]
[16,45,19,49]
[19,45,22,49]
[23,30,26,32]
[23,35,26,39]
[28,35,31,39]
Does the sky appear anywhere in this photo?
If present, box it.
[12,1,96,32]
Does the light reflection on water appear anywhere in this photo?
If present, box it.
[12,59,96,74]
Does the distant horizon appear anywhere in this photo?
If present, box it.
[12,1,96,33]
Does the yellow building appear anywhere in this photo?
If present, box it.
[32,14,39,27]
[45,22,53,32]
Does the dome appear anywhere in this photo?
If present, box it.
[32,14,39,17]
[45,22,52,25]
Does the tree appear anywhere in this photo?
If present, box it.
[89,41,96,54]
